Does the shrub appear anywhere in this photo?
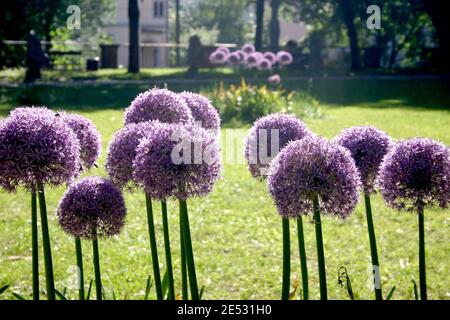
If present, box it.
[206,79,321,127]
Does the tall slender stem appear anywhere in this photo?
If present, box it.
[180,206,188,300]
[364,194,382,300]
[161,200,175,300]
[31,191,39,300]
[92,236,102,300]
[281,217,291,300]
[179,199,199,300]
[75,238,84,300]
[145,193,163,300]
[37,182,55,300]
[313,194,327,300]
[418,206,427,300]
[297,216,308,300]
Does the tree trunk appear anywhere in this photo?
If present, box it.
[128,0,140,73]
[419,0,450,69]
[175,0,181,66]
[270,0,280,51]
[338,0,361,70]
[255,0,265,51]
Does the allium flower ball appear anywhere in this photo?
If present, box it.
[257,58,272,71]
[106,121,160,189]
[246,53,261,66]
[268,74,281,85]
[228,52,242,65]
[277,51,293,66]
[335,126,392,194]
[57,176,127,240]
[60,112,101,170]
[133,123,221,200]
[268,136,361,218]
[377,138,449,212]
[179,91,220,133]
[124,88,193,125]
[263,52,277,63]
[242,43,256,54]
[0,107,80,192]
[236,50,248,63]
[245,113,312,178]
[209,50,228,64]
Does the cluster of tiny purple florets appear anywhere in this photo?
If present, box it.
[268,136,361,219]
[377,138,449,212]
[133,123,221,200]
[0,107,81,192]
[209,44,293,70]
[61,112,101,170]
[124,88,193,125]
[179,91,221,133]
[57,176,127,240]
[106,121,161,189]
[335,126,392,194]
[245,113,312,178]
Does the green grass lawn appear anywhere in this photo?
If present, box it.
[0,67,238,83]
[0,78,449,300]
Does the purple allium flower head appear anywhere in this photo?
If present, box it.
[57,176,127,240]
[335,126,392,194]
[228,52,242,65]
[263,52,277,63]
[246,52,261,66]
[106,121,160,189]
[268,136,361,218]
[124,88,193,125]
[245,113,312,179]
[257,58,272,71]
[133,123,221,200]
[236,50,248,63]
[268,74,281,85]
[277,51,293,66]
[60,112,101,170]
[209,50,228,64]
[377,138,450,212]
[179,91,221,134]
[242,43,256,54]
[0,107,80,192]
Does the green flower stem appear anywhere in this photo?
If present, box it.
[145,193,163,300]
[281,217,291,300]
[37,182,55,300]
[313,194,327,300]
[297,216,308,300]
[92,236,102,300]
[418,206,427,300]
[31,191,39,300]
[75,238,84,300]
[179,199,199,300]
[364,194,382,300]
[180,207,188,300]
[161,200,175,300]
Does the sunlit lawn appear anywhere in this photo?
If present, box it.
[0,78,449,300]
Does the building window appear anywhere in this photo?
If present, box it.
[153,1,164,17]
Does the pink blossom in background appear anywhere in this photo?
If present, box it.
[267,74,281,85]
[241,43,256,54]
[257,58,272,71]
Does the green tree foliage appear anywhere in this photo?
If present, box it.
[0,0,114,69]
[174,0,253,45]
[284,0,436,70]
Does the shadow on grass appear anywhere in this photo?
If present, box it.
[283,78,450,111]
[1,78,449,117]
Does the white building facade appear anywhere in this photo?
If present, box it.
[105,0,169,68]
